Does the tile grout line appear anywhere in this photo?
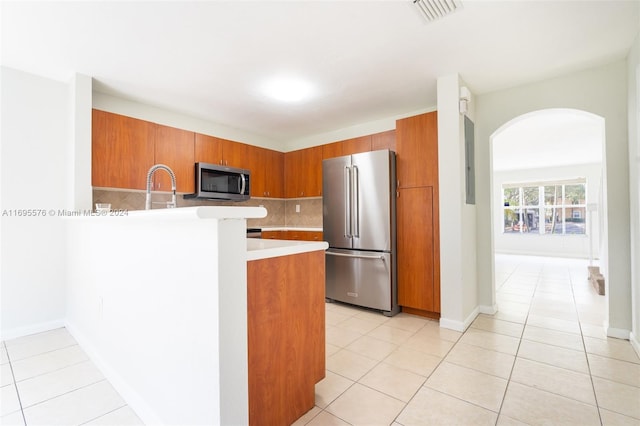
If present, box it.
[493,260,541,425]
[315,308,461,426]
[3,341,28,426]
[571,265,604,425]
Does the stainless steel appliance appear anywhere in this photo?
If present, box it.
[246,228,262,238]
[323,149,399,316]
[184,162,250,201]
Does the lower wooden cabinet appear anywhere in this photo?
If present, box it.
[397,186,440,315]
[262,230,323,241]
[247,250,325,426]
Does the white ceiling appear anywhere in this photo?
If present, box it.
[2,1,639,145]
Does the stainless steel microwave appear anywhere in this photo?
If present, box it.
[184,162,250,201]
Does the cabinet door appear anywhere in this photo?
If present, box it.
[285,146,322,198]
[371,130,396,152]
[397,186,436,312]
[261,230,284,240]
[154,125,195,193]
[222,139,247,168]
[92,109,156,190]
[246,145,266,197]
[246,146,284,198]
[396,111,438,188]
[341,135,371,156]
[284,149,302,197]
[195,133,224,165]
[266,149,284,198]
[322,142,342,160]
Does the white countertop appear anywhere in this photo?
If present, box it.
[114,206,267,220]
[247,238,328,261]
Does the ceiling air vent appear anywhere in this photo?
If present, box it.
[413,0,462,22]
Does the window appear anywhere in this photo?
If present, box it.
[503,180,586,235]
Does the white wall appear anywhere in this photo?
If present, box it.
[627,33,640,354]
[475,60,632,336]
[437,74,480,331]
[1,67,71,338]
[493,163,602,259]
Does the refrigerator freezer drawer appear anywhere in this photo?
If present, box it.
[325,249,392,312]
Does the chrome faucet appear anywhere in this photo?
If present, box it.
[145,164,177,210]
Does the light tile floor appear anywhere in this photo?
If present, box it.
[1,329,143,425]
[1,255,639,425]
[295,255,640,426]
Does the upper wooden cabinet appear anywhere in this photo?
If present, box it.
[92,109,156,190]
[371,130,396,152]
[322,142,342,160]
[284,146,322,198]
[341,135,371,156]
[154,124,195,193]
[194,133,247,168]
[396,111,438,189]
[246,145,284,198]
[321,135,373,160]
[92,110,195,193]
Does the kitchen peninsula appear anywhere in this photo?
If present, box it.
[65,206,328,425]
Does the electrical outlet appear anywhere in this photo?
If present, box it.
[295,204,300,213]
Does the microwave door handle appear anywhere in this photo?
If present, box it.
[239,173,246,195]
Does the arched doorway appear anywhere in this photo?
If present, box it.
[489,108,607,327]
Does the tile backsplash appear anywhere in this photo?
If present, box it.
[93,188,322,228]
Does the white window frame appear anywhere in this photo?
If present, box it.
[502,179,587,236]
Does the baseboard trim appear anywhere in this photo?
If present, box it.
[630,332,640,359]
[604,322,631,340]
[1,319,65,341]
[440,307,479,332]
[478,304,498,315]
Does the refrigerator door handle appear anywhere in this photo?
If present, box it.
[326,251,386,261]
[344,166,352,238]
[352,165,359,238]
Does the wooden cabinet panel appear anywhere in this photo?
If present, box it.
[397,186,440,313]
[222,139,247,168]
[322,142,342,160]
[396,111,438,189]
[194,133,223,165]
[247,251,325,426]
[266,149,284,198]
[372,130,396,152]
[92,109,155,190]
[322,135,373,160]
[341,135,372,155]
[247,145,284,198]
[154,125,195,193]
[262,230,323,241]
[194,133,247,168]
[284,146,322,198]
[261,230,284,240]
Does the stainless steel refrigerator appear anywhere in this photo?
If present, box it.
[323,149,399,316]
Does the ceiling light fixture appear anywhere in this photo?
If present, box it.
[413,0,462,23]
[261,76,315,103]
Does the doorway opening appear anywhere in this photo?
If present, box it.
[490,108,607,327]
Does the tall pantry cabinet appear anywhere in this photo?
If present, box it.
[395,111,440,317]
